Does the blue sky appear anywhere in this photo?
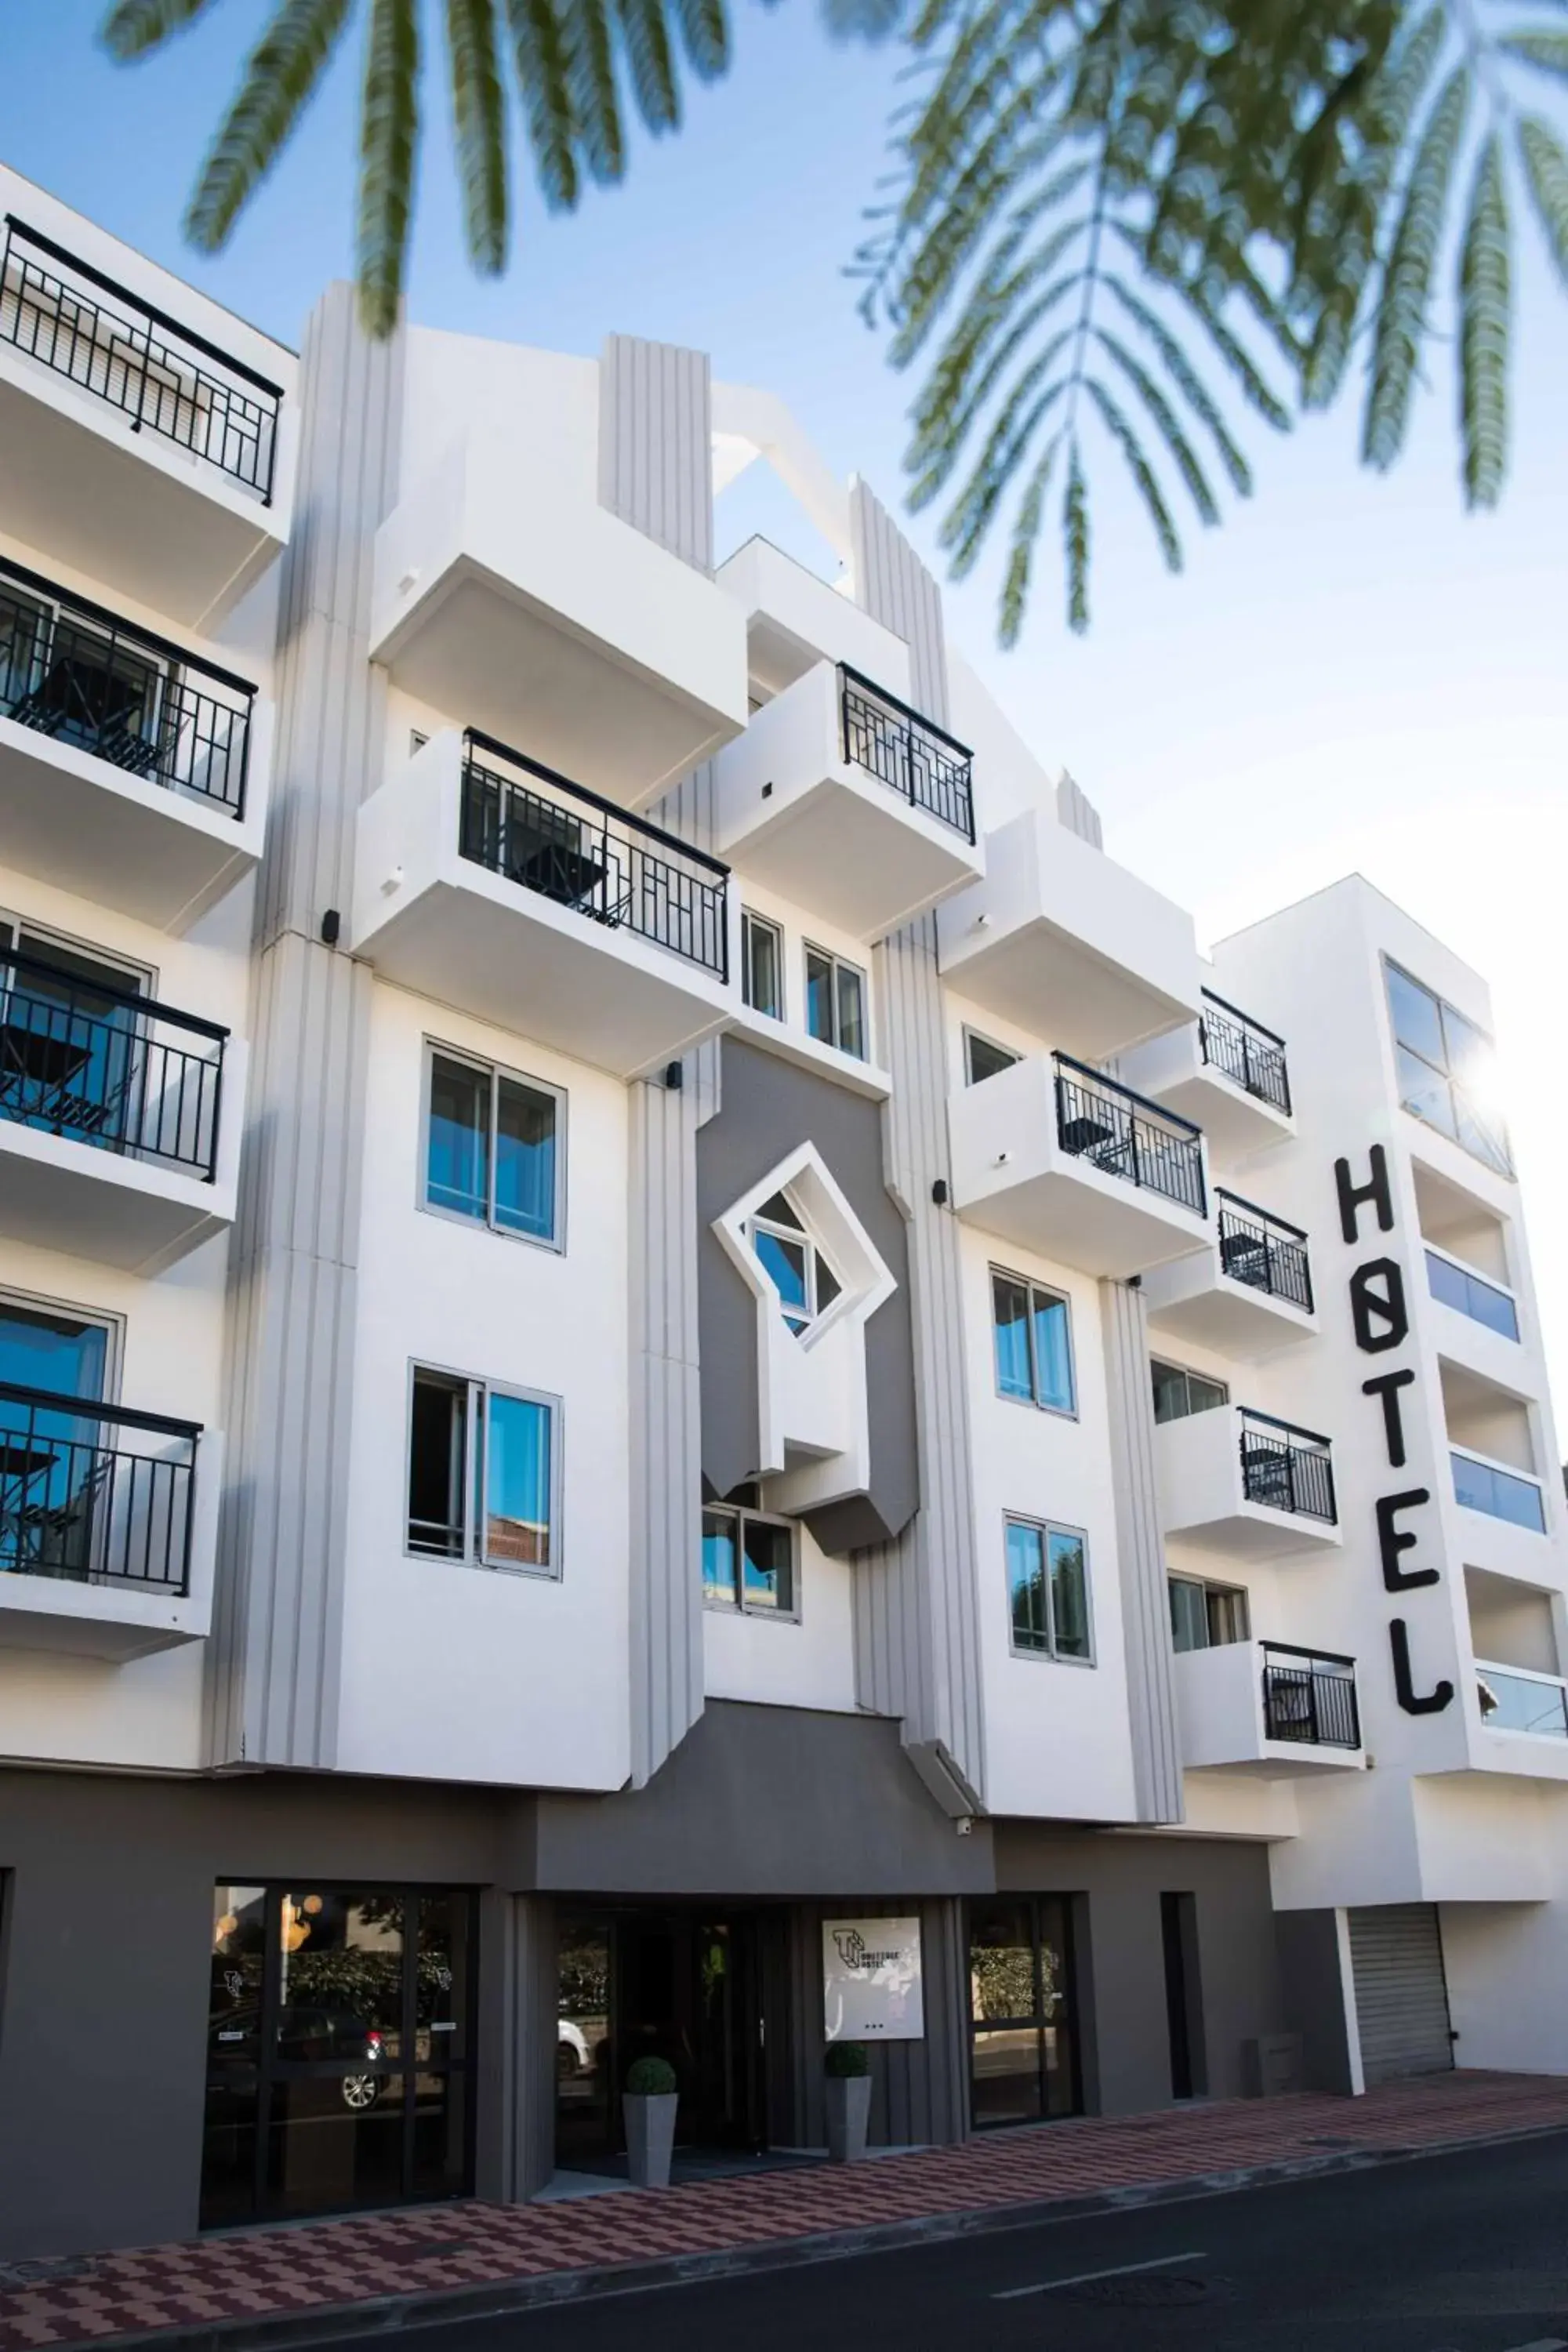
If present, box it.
[5,2,1567,1417]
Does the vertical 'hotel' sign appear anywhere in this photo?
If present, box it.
[1337,1145,1455,1716]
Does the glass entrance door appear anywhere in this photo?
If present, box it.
[201,1883,476,2227]
[967,1895,1080,2128]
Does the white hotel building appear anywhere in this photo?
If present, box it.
[1,169,1566,2255]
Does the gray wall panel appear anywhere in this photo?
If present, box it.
[208,283,399,1769]
[1100,1279,1184,1823]
[598,338,718,1786]
[1276,1908,1357,2094]
[847,483,987,1813]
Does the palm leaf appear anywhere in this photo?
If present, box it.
[183,0,354,253]
[1092,326,1219,524]
[503,0,579,210]
[1083,374,1182,573]
[670,0,728,78]
[100,0,216,56]
[1500,30,1568,86]
[1457,132,1510,509]
[1363,62,1471,473]
[999,428,1063,645]
[1100,272,1251,493]
[938,350,1073,564]
[358,0,421,336]
[560,0,623,183]
[447,0,508,273]
[1062,438,1088,633]
[612,0,681,132]
[1518,114,1568,283]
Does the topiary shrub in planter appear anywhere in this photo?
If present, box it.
[623,2056,679,2188]
[824,2041,872,2164]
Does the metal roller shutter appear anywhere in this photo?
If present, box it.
[1349,1904,1454,2085]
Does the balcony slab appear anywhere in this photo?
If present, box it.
[0,1431,220,1661]
[1176,1639,1363,1775]
[1157,1407,1341,1562]
[1144,1237,1317,1361]
[351,731,735,1080]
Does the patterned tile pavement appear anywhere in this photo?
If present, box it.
[6,2071,1568,2349]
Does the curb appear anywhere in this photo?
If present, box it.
[44,2118,1568,2352]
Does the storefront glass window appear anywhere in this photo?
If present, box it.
[967,1895,1078,2129]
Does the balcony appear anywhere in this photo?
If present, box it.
[0,216,288,626]
[1176,1639,1363,1774]
[1120,989,1293,1163]
[369,430,747,809]
[0,1381,216,1657]
[351,728,735,1080]
[936,806,1198,1059]
[0,556,264,930]
[1475,1660,1568,1741]
[1427,1247,1519,1343]
[1144,1190,1316,1359]
[948,1053,1209,1278]
[0,944,239,1271]
[712,663,983,942]
[1157,1405,1341,1560]
[1451,1449,1549,1587]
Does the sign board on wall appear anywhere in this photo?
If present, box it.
[822,1916,925,2042]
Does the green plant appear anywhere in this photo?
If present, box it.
[100,0,901,336]
[855,0,1568,640]
[625,2054,678,2096]
[825,2040,871,2078]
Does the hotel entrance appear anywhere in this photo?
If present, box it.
[555,1907,773,2171]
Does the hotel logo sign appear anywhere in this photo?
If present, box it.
[822,1915,925,2042]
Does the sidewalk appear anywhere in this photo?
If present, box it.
[7,2071,1568,2350]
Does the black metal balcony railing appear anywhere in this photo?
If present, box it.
[0,945,227,1181]
[1261,1643,1360,1748]
[839,666,975,843]
[0,217,281,501]
[0,555,254,817]
[1240,1408,1338,1523]
[1200,988,1290,1115]
[460,731,730,982]
[0,1380,199,1592]
[1216,1189,1314,1313]
[1054,1053,1207,1216]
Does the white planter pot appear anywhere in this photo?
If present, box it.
[622,2090,679,2187]
[825,2072,872,2163]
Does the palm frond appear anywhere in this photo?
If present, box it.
[357,0,421,336]
[100,0,216,57]
[446,0,508,273]
[1083,375,1182,573]
[503,0,579,210]
[1062,438,1088,633]
[1457,131,1510,508]
[613,0,681,131]
[560,0,622,184]
[1092,326,1220,525]
[999,428,1063,645]
[1500,29,1568,86]
[1100,272,1251,493]
[1518,113,1568,281]
[1363,62,1471,473]
[183,0,354,253]
[669,0,728,78]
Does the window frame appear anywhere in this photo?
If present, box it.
[700,1498,800,1623]
[744,1189,845,1345]
[740,909,785,1022]
[1167,1573,1250,1653]
[1383,956,1513,1177]
[990,1266,1077,1419]
[803,942,870,1062]
[965,1029,1021,1087]
[404,1360,563,1581]
[1151,1357,1230,1425]
[0,1283,123,1405]
[419,1040,567,1254]
[1003,1512,1095,1667]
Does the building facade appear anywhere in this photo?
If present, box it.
[1,172,1565,2255]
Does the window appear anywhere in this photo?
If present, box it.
[992,1271,1075,1415]
[1426,1248,1519,1341]
[966,1031,1019,1086]
[1385,960,1512,1175]
[1168,1576,1250,1653]
[1151,1359,1229,1425]
[741,911,783,1020]
[424,1049,562,1247]
[406,1367,557,1572]
[1452,1450,1546,1534]
[1005,1516,1092,1662]
[747,1189,842,1338]
[702,1500,797,1617]
[968,1896,1079,2128]
[804,946,867,1061]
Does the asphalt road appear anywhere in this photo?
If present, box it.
[395,2129,1568,2352]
